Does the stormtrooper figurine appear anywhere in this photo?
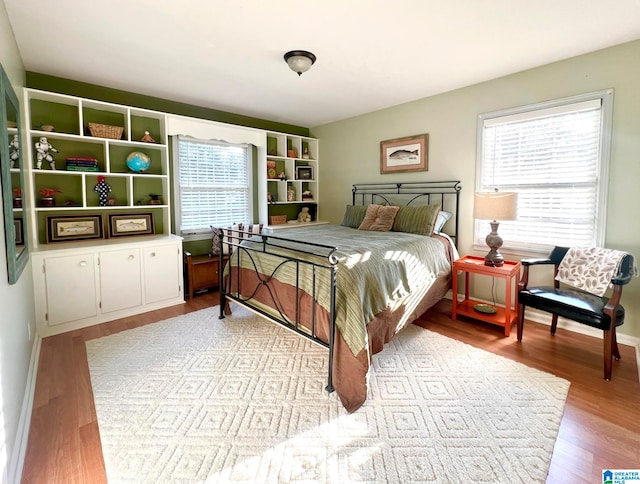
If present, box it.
[9,134,19,168]
[35,136,59,170]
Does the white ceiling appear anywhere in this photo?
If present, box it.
[5,0,640,128]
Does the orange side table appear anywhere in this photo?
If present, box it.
[451,255,521,336]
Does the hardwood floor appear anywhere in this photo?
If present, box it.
[21,294,640,483]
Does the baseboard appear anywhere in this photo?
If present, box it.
[7,333,41,484]
[523,307,640,347]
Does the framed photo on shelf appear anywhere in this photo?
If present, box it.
[267,160,277,179]
[295,166,314,180]
[46,214,104,243]
[108,213,155,238]
[380,133,429,174]
[14,218,23,246]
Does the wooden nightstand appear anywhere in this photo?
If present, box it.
[184,252,228,299]
[451,255,521,336]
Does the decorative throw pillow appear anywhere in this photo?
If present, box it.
[210,226,224,256]
[358,204,400,232]
[341,205,368,228]
[392,204,441,236]
[210,223,263,256]
[434,210,452,234]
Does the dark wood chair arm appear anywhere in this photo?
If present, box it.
[603,284,624,327]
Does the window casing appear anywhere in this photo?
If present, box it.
[475,89,613,256]
[173,136,253,240]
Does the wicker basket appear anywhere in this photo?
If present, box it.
[269,215,287,225]
[88,122,124,139]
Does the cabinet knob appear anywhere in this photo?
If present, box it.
[150,252,156,257]
[79,260,87,267]
[128,254,135,260]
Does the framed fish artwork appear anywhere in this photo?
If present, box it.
[380,133,428,174]
[46,214,104,243]
[107,213,155,238]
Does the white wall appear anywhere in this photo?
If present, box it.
[312,40,640,340]
[0,1,37,482]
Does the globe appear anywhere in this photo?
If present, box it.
[126,151,151,173]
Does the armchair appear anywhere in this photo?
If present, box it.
[517,246,635,380]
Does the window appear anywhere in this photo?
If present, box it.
[173,136,253,240]
[475,89,613,255]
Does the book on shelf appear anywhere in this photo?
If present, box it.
[65,166,100,172]
[65,157,99,171]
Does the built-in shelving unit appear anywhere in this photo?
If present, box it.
[265,131,320,226]
[24,89,171,248]
[23,89,183,336]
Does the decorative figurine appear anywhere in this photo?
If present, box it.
[287,186,295,201]
[35,136,59,170]
[278,172,287,181]
[9,134,19,168]
[302,146,310,159]
[140,131,155,143]
[39,188,61,207]
[94,175,112,206]
[12,188,21,208]
[297,206,311,223]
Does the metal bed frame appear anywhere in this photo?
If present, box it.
[218,180,461,395]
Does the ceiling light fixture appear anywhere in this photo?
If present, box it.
[284,50,316,76]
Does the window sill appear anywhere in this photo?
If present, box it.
[471,243,551,261]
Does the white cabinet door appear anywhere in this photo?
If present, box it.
[99,248,143,314]
[143,244,180,304]
[44,253,98,326]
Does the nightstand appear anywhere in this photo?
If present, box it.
[184,252,228,299]
[451,255,521,336]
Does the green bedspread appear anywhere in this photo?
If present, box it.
[229,224,452,355]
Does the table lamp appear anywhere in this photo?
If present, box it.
[474,190,518,267]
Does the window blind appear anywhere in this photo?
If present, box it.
[174,136,252,237]
[476,93,611,252]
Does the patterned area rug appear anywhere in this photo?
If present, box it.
[86,305,570,483]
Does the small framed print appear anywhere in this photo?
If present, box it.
[380,133,429,174]
[267,160,277,179]
[295,166,313,180]
[46,214,104,243]
[14,217,23,245]
[108,213,155,238]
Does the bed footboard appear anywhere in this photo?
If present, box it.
[218,229,339,392]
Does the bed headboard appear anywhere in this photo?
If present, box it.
[352,181,462,245]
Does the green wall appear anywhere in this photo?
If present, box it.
[26,72,309,136]
[312,39,640,340]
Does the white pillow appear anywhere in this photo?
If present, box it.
[434,211,452,233]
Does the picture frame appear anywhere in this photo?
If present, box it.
[295,165,314,180]
[380,133,429,174]
[14,217,23,246]
[46,214,104,243]
[108,213,155,238]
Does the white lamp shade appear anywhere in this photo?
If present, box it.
[474,191,518,221]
